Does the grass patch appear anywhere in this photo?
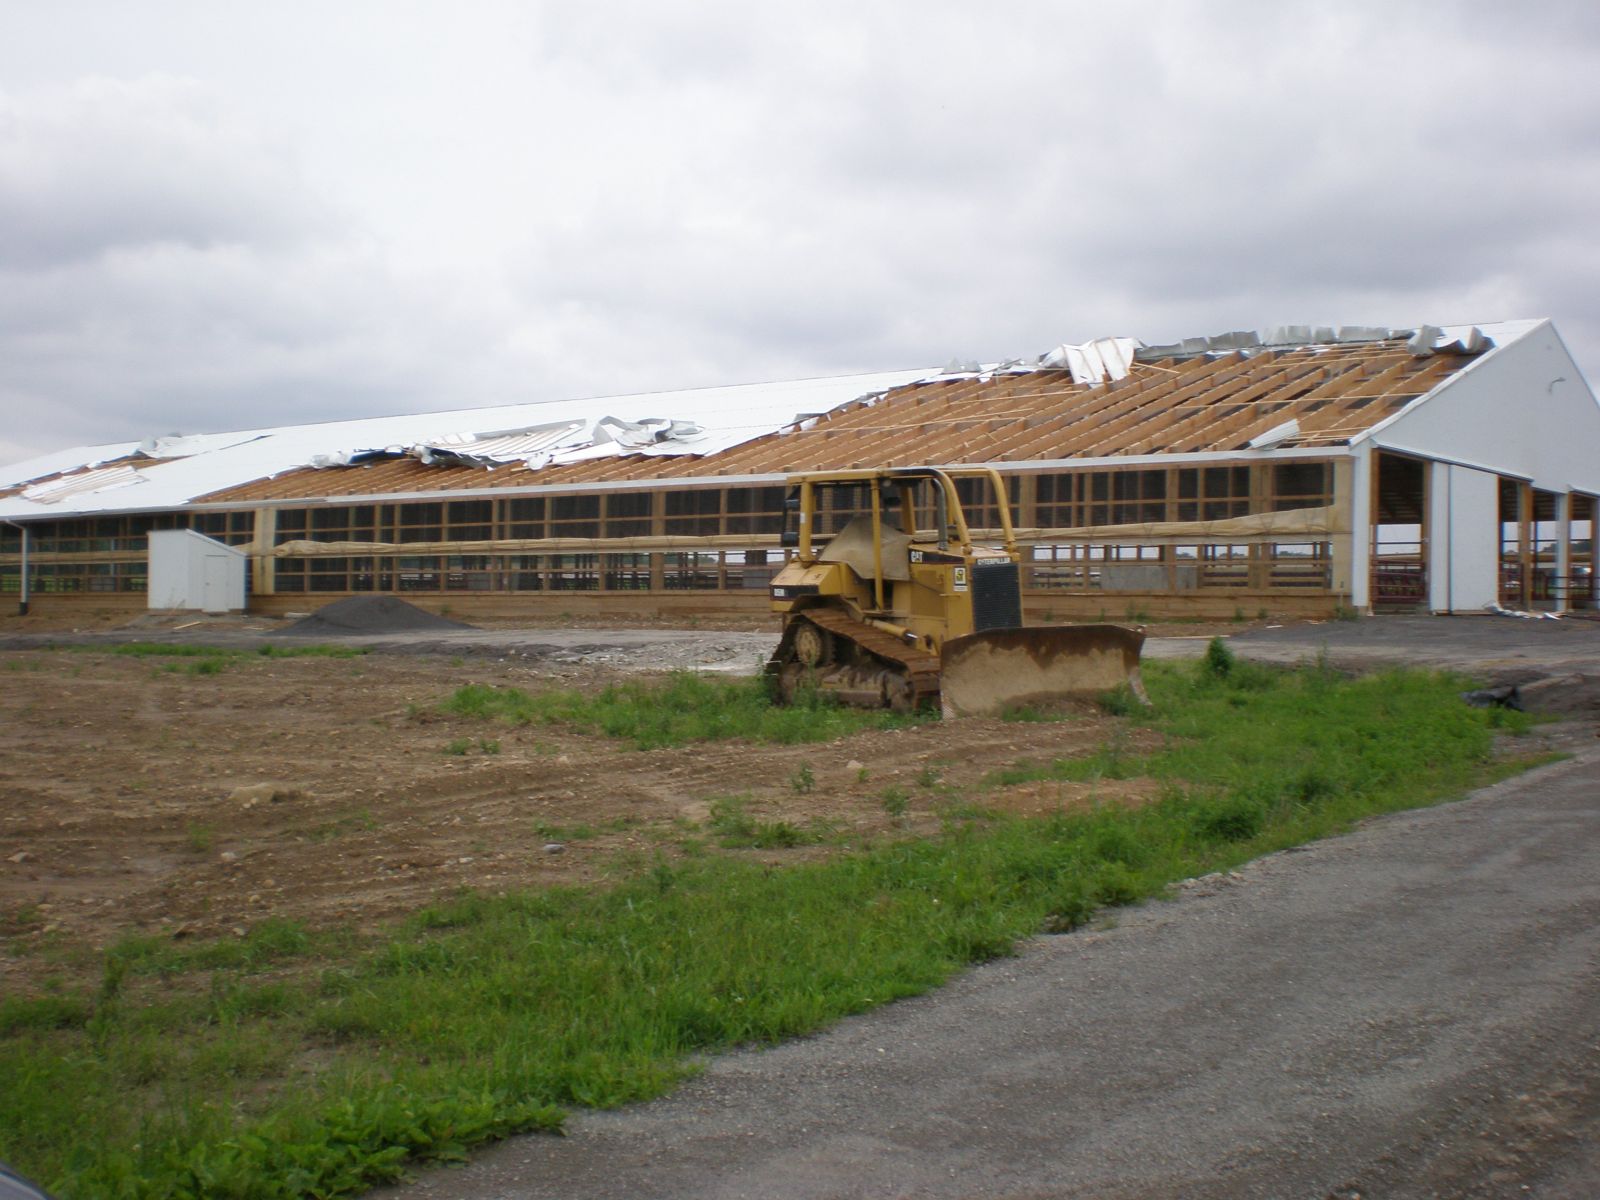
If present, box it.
[980,656,1514,835]
[256,644,368,659]
[1,659,1547,1199]
[439,672,929,749]
[37,640,371,679]
[707,795,825,849]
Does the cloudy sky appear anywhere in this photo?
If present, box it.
[3,0,1598,468]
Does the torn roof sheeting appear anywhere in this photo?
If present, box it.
[20,463,149,504]
[342,415,716,472]
[1138,324,1497,364]
[1038,336,1140,385]
[0,367,937,518]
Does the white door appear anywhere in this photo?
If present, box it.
[202,555,231,613]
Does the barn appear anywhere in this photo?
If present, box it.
[3,318,1597,621]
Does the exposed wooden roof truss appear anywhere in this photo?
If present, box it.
[199,337,1476,504]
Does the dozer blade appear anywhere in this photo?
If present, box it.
[938,625,1150,718]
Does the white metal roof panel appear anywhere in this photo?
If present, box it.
[0,368,937,520]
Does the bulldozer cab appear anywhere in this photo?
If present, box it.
[778,467,1016,612]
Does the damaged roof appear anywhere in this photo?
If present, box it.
[0,367,935,517]
[0,320,1541,517]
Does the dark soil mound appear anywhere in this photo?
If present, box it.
[271,596,475,637]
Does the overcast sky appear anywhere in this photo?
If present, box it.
[3,0,1599,468]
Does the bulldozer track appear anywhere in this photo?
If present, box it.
[798,608,943,709]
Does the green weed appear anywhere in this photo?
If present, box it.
[441,673,928,750]
[706,795,819,849]
[256,644,367,659]
[309,810,378,842]
[1202,636,1236,677]
[184,824,214,853]
[1001,703,1057,723]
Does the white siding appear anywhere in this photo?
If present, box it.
[1364,321,1600,496]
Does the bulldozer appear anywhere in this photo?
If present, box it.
[765,466,1148,717]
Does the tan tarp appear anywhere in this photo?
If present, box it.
[817,516,912,582]
[266,505,1344,560]
[1008,504,1344,545]
[269,534,780,557]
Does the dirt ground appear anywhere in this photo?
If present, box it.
[4,606,1596,997]
[0,643,1159,993]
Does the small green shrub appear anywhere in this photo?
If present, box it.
[1193,796,1265,842]
[880,786,909,817]
[1202,637,1236,678]
[1098,685,1143,717]
[184,824,214,853]
[1090,862,1142,907]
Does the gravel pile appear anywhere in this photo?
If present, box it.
[271,596,474,637]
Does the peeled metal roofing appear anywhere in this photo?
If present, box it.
[0,367,936,519]
[0,321,1542,516]
[21,464,148,504]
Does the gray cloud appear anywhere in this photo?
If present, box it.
[3,2,1599,470]
[0,77,332,269]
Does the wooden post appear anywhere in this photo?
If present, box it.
[250,507,276,598]
[1555,491,1572,612]
[649,490,665,592]
[1331,454,1360,609]
[1518,481,1533,609]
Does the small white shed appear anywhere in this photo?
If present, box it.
[148,529,247,613]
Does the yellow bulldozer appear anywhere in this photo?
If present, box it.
[765,466,1148,717]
